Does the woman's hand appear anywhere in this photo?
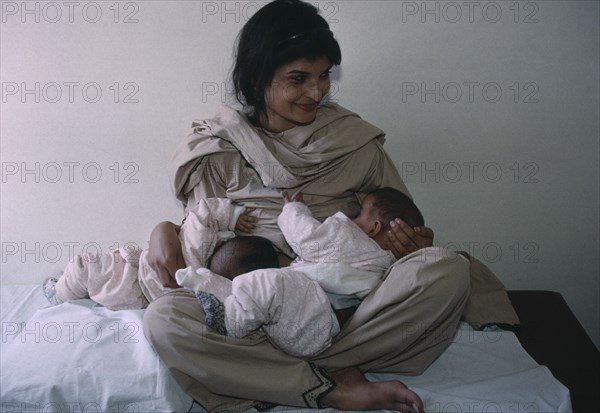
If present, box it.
[147,221,186,288]
[235,207,257,233]
[385,219,434,259]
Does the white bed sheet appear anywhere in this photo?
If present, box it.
[1,285,571,413]
[1,285,193,413]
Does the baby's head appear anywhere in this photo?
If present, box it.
[353,187,424,249]
[208,236,280,280]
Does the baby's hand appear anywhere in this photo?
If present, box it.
[235,207,257,233]
[283,191,304,204]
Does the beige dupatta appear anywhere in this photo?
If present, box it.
[170,103,404,204]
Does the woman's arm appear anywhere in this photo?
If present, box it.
[147,221,186,288]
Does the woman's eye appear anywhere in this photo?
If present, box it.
[291,75,306,83]
[320,71,331,79]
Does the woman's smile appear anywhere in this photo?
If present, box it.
[296,102,318,112]
[262,56,332,132]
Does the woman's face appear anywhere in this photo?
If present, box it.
[262,56,332,132]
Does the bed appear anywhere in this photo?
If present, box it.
[1,284,595,413]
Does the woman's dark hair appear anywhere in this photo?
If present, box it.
[232,0,342,119]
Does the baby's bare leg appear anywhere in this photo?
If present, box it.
[321,367,424,413]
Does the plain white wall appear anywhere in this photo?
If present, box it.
[1,0,598,348]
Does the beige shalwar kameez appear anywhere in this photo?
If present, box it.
[143,104,473,410]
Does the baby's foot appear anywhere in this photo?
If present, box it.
[196,291,227,335]
[42,272,63,305]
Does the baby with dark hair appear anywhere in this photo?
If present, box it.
[277,187,424,311]
[177,235,340,358]
[207,236,280,280]
[358,187,424,233]
[44,198,257,310]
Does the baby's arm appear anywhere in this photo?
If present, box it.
[278,193,324,245]
[180,198,259,268]
[235,207,257,233]
[278,192,342,261]
[183,197,257,234]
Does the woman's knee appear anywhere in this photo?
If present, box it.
[388,246,471,303]
[142,289,201,348]
[423,246,470,296]
[142,293,170,348]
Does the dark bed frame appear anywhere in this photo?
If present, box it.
[507,291,600,413]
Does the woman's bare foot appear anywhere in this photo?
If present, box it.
[320,367,424,413]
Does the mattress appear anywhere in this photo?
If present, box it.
[1,284,571,412]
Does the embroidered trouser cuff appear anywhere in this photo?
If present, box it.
[302,363,336,408]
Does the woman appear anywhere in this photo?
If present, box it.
[143,1,470,411]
